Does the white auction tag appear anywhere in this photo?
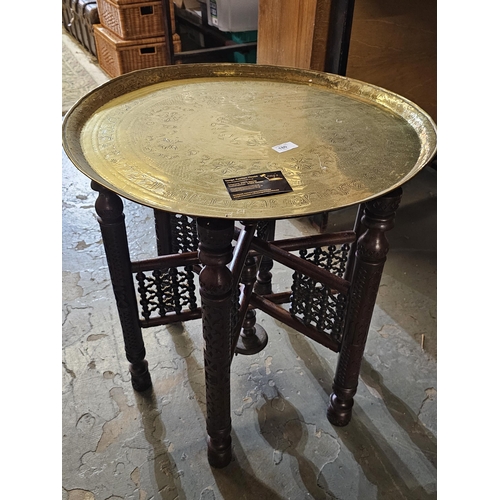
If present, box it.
[272,141,298,153]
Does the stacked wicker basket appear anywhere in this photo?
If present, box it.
[94,0,181,78]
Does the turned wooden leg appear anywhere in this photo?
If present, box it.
[92,182,152,392]
[197,217,234,468]
[254,220,276,295]
[327,188,403,426]
[235,254,268,355]
[154,208,174,256]
[310,211,329,233]
[343,203,365,282]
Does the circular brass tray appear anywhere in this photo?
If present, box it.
[62,64,437,220]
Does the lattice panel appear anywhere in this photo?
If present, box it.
[290,244,350,343]
[171,214,199,253]
[135,267,198,320]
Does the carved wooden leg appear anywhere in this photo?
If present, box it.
[254,220,276,295]
[154,208,173,256]
[310,211,329,233]
[92,182,152,392]
[197,217,234,468]
[327,188,402,426]
[344,203,365,282]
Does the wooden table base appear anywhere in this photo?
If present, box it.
[91,180,402,467]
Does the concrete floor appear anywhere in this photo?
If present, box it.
[62,33,437,500]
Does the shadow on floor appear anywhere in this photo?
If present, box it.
[283,326,437,499]
[255,392,338,499]
[135,388,188,499]
[212,434,284,499]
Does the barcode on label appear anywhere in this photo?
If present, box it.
[272,141,298,153]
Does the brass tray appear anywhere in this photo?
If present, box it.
[62,64,437,220]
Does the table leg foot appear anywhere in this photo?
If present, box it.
[236,323,268,355]
[327,387,355,426]
[207,428,232,468]
[130,360,152,392]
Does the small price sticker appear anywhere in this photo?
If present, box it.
[272,141,298,153]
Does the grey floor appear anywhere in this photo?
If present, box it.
[62,33,437,500]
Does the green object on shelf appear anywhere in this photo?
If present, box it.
[225,30,257,63]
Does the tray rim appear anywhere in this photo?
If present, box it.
[62,63,437,220]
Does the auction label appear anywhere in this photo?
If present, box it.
[223,171,293,200]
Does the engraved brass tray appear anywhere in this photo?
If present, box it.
[62,64,437,220]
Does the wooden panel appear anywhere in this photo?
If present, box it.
[346,0,437,122]
[310,0,333,71]
[257,0,319,69]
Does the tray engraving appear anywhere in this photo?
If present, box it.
[62,65,437,219]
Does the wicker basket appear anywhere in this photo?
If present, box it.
[94,24,168,77]
[96,0,165,39]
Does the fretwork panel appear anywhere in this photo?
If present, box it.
[290,244,350,344]
[171,214,199,253]
[135,267,198,320]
